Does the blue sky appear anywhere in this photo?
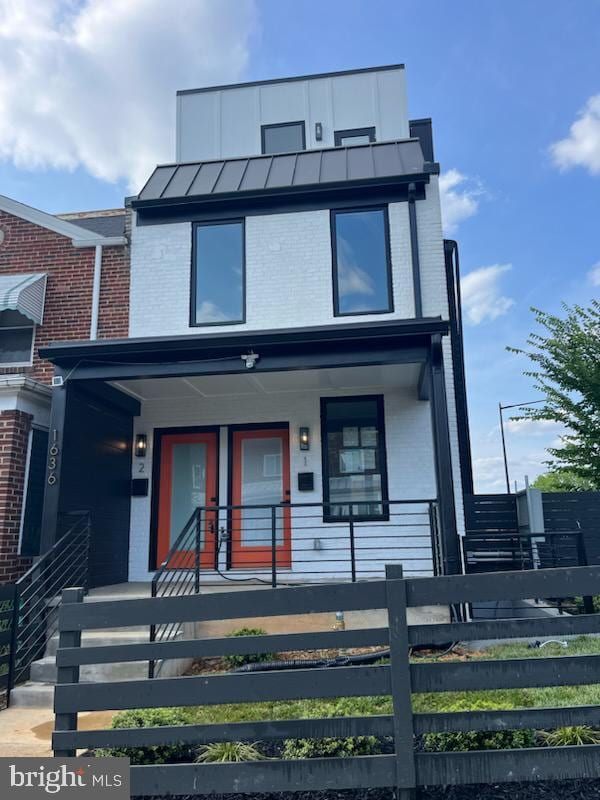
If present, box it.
[1,0,598,491]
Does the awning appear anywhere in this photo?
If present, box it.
[0,273,47,324]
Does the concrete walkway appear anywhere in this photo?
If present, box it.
[0,708,114,757]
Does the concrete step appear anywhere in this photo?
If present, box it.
[30,656,149,683]
[9,682,55,709]
[44,629,151,657]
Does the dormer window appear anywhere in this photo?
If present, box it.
[261,122,306,155]
[0,310,35,366]
[334,127,376,146]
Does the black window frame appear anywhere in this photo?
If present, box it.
[334,127,376,146]
[330,205,394,318]
[190,218,246,328]
[261,121,306,155]
[320,394,390,523]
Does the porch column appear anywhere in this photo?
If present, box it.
[39,376,68,553]
[428,335,461,575]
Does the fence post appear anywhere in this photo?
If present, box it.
[576,531,595,615]
[5,584,20,707]
[271,506,277,588]
[194,509,202,595]
[385,564,416,798]
[349,507,356,583]
[53,586,84,757]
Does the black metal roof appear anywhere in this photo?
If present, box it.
[134,140,437,207]
[65,215,126,237]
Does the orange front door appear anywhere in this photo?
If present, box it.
[231,428,291,568]
[156,431,218,568]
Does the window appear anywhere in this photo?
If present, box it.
[331,207,393,316]
[261,121,306,155]
[19,428,49,557]
[0,310,34,365]
[334,127,376,147]
[191,221,245,326]
[321,396,389,521]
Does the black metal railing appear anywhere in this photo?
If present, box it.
[149,499,440,677]
[5,513,90,699]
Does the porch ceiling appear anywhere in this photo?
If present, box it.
[111,363,422,401]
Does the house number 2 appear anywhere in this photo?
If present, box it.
[47,430,60,486]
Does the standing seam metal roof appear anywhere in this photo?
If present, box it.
[136,139,434,204]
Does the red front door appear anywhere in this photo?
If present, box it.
[156,431,218,568]
[231,428,291,568]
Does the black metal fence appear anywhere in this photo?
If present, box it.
[54,563,600,795]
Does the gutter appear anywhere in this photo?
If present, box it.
[72,236,127,248]
[90,244,102,340]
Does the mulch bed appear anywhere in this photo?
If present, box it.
[141,781,600,799]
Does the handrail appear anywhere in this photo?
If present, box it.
[6,512,91,703]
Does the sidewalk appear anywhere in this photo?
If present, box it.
[0,708,114,757]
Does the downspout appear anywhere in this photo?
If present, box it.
[90,244,102,340]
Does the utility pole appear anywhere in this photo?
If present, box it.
[498,399,546,494]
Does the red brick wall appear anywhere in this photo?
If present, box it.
[0,209,129,382]
[0,410,32,582]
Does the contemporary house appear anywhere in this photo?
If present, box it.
[39,64,472,589]
[0,195,128,582]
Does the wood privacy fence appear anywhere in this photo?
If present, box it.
[53,565,600,797]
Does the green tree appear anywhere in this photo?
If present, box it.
[531,470,595,493]
[509,301,600,489]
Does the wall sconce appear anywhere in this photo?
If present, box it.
[315,122,323,141]
[299,427,310,451]
[135,433,147,458]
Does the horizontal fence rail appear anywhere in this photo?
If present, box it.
[54,564,600,795]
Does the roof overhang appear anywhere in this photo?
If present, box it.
[0,194,127,247]
[40,318,449,383]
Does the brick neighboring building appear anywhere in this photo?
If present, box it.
[0,195,129,581]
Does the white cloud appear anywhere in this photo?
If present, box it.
[549,94,600,175]
[588,261,600,286]
[460,264,514,325]
[0,0,257,192]
[438,169,481,234]
[505,418,563,437]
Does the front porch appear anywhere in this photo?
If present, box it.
[39,318,463,588]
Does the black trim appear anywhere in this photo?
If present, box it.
[261,121,306,155]
[149,426,221,572]
[190,219,246,327]
[409,119,434,163]
[331,206,394,317]
[320,395,390,524]
[408,184,423,318]
[444,239,473,495]
[133,179,429,226]
[334,128,376,146]
[226,422,290,570]
[177,64,405,96]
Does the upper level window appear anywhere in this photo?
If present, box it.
[0,310,34,366]
[331,208,393,316]
[334,127,376,147]
[191,221,245,326]
[261,122,306,155]
[321,396,389,522]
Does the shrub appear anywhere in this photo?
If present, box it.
[283,736,381,759]
[538,726,600,747]
[223,627,274,668]
[422,699,535,753]
[196,742,266,762]
[95,708,194,765]
[573,596,600,614]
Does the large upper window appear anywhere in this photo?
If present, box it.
[261,122,306,155]
[331,208,393,316]
[334,127,376,147]
[321,396,389,521]
[191,221,245,326]
[0,310,34,365]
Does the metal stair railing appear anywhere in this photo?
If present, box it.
[6,512,91,703]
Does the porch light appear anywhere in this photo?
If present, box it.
[299,426,310,451]
[135,433,147,458]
